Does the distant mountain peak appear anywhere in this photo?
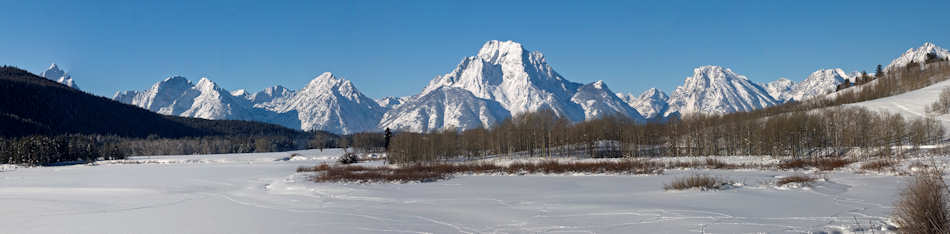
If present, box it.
[886,42,950,71]
[781,68,851,102]
[40,63,79,90]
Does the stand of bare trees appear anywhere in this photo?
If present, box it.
[388,106,944,163]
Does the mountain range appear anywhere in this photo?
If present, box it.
[40,41,941,134]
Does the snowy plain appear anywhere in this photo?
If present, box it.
[0,148,938,233]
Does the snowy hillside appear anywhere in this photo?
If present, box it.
[665,66,778,117]
[783,69,851,102]
[885,42,950,71]
[848,78,950,135]
[40,63,79,89]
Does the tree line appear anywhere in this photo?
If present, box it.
[388,107,944,163]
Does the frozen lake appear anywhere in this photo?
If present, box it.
[0,149,917,233]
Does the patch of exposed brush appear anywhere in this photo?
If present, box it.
[299,160,665,183]
[778,157,854,171]
[664,174,731,191]
[776,174,816,186]
[860,159,898,172]
[667,158,745,169]
[893,169,950,234]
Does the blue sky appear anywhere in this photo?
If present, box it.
[2,0,949,98]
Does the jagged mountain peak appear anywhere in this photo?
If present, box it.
[762,77,794,101]
[476,40,533,64]
[195,77,220,91]
[618,88,670,120]
[692,65,748,82]
[666,65,777,117]
[46,63,62,72]
[639,88,668,100]
[886,42,950,71]
[41,63,79,90]
[782,68,851,102]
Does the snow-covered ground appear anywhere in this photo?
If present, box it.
[848,78,950,135]
[0,149,941,233]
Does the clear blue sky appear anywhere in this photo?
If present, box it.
[2,0,949,98]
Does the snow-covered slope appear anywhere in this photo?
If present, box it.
[783,69,851,102]
[571,81,644,120]
[376,96,410,110]
[619,88,670,120]
[384,40,644,131]
[885,42,950,71]
[847,78,950,136]
[40,63,79,89]
[248,85,295,111]
[665,66,778,117]
[378,87,511,132]
[762,78,793,101]
[275,72,384,134]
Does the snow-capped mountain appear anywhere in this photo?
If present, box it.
[273,72,384,134]
[381,40,644,132]
[783,69,851,102]
[665,66,778,117]
[378,87,511,132]
[886,42,950,71]
[571,80,644,120]
[113,76,299,129]
[762,78,794,101]
[619,88,670,120]
[40,63,79,89]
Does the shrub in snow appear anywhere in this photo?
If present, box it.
[893,170,950,234]
[338,152,359,165]
[776,175,815,186]
[664,175,728,191]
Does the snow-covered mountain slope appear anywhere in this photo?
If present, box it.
[420,40,642,122]
[847,78,950,136]
[40,63,79,89]
[385,40,644,131]
[275,72,384,134]
[113,76,299,129]
[571,81,644,120]
[762,78,793,101]
[230,89,248,98]
[378,87,511,132]
[665,66,778,117]
[376,96,408,109]
[886,42,950,72]
[619,88,670,120]
[783,69,851,102]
